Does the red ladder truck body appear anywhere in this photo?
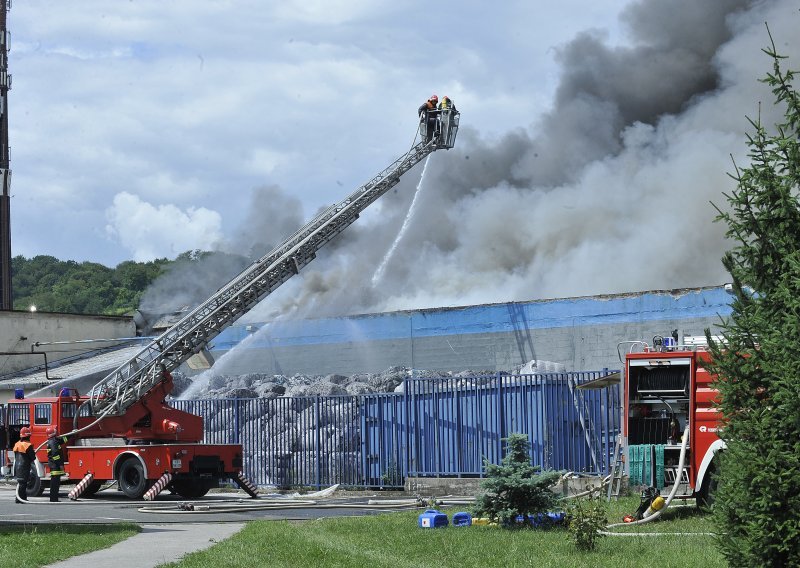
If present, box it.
[6,376,241,499]
[622,335,724,502]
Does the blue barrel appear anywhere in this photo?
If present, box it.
[418,509,448,528]
[452,512,472,527]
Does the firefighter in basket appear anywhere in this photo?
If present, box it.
[418,94,440,143]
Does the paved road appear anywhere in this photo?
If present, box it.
[0,484,413,524]
[0,484,419,567]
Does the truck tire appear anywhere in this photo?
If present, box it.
[118,459,148,499]
[698,458,720,510]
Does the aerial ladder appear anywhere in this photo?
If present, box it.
[5,108,460,500]
[87,108,459,418]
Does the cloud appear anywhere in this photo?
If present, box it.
[105,192,223,262]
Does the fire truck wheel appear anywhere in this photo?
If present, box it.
[698,461,720,510]
[27,465,44,498]
[118,459,148,499]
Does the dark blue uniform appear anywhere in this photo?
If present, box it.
[47,435,68,502]
[13,438,36,503]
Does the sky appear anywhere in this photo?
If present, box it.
[7,0,800,320]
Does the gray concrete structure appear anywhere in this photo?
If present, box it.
[0,344,146,401]
[0,310,135,376]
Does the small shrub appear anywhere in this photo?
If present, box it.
[566,492,608,551]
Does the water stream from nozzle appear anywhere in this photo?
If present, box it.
[371,155,430,286]
[177,327,264,400]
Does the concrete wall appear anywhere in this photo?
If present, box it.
[203,286,732,376]
[0,310,135,375]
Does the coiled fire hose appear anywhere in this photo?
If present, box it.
[600,425,714,536]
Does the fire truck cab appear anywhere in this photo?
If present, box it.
[622,334,724,504]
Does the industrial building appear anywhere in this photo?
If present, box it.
[203,285,731,377]
[1,285,732,399]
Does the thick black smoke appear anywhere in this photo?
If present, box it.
[141,0,799,323]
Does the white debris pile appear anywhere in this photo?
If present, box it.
[171,365,497,400]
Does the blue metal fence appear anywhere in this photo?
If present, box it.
[171,371,620,489]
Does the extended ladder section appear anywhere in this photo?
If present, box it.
[87,110,460,417]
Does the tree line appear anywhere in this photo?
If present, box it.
[11,252,190,315]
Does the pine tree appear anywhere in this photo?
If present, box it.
[705,30,800,567]
[473,433,562,526]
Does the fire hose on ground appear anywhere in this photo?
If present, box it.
[135,489,475,515]
[599,425,716,537]
[41,424,711,534]
[137,497,426,515]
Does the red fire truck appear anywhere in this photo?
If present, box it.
[621,333,724,504]
[5,373,243,499]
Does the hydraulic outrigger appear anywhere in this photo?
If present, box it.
[5,108,460,500]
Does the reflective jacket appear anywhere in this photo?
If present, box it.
[47,436,68,476]
[13,439,36,481]
[438,97,456,111]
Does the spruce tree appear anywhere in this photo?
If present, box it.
[473,433,562,526]
[705,31,800,567]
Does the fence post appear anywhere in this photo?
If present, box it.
[496,372,504,462]
[315,395,321,490]
[402,377,409,483]
[234,398,240,445]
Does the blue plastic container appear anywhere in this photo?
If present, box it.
[418,509,449,528]
[536,511,566,526]
[452,512,472,527]
[514,511,566,527]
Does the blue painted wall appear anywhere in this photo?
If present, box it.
[205,286,732,375]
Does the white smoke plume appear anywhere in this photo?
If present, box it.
[142,0,800,322]
[138,184,305,314]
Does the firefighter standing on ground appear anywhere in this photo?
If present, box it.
[46,427,68,502]
[418,94,439,143]
[13,427,36,503]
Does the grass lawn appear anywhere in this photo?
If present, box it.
[0,524,140,568]
[159,496,725,568]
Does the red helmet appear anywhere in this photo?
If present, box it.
[20,426,31,438]
[46,427,57,438]
[430,94,438,102]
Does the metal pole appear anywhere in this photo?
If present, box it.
[0,0,13,310]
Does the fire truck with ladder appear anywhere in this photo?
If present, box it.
[3,107,460,500]
[612,332,724,506]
